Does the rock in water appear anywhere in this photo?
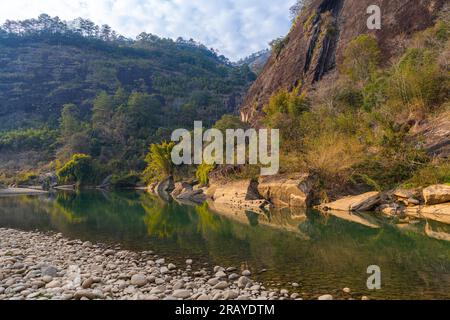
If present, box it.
[319,192,381,212]
[258,173,313,208]
[318,294,333,300]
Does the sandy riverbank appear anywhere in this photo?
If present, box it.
[0,188,48,197]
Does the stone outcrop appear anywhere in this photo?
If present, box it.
[410,111,450,158]
[212,179,267,209]
[176,189,208,204]
[319,191,381,212]
[171,182,193,199]
[156,176,175,194]
[422,184,450,205]
[257,173,313,208]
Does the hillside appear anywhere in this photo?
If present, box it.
[0,15,255,182]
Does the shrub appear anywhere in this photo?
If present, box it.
[341,34,381,83]
[57,154,93,187]
[303,132,365,180]
[196,163,215,186]
[402,161,450,188]
[143,141,175,183]
[270,37,288,57]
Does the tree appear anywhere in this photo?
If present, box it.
[289,0,312,22]
[213,115,248,134]
[92,91,114,138]
[143,142,175,183]
[100,24,112,41]
[60,104,81,139]
[57,154,93,187]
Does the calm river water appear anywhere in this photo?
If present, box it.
[0,191,449,299]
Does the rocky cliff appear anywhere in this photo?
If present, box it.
[240,0,446,125]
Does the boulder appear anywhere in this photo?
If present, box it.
[393,188,422,200]
[171,182,193,198]
[423,184,450,205]
[178,189,206,202]
[156,176,175,195]
[319,192,381,212]
[213,179,264,208]
[257,173,313,208]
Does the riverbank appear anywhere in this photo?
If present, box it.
[0,228,311,301]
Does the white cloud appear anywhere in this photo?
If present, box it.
[0,0,296,60]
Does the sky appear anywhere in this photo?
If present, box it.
[0,0,296,61]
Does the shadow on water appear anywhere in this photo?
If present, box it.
[0,190,449,299]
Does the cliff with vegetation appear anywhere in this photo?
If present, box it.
[236,0,449,201]
[240,0,447,125]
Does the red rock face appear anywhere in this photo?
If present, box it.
[240,0,446,126]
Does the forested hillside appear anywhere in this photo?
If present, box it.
[0,15,255,183]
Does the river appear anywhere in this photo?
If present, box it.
[0,190,449,300]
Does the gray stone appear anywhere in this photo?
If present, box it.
[172,289,192,299]
[130,274,148,287]
[213,281,229,290]
[318,294,333,300]
[237,276,251,288]
[228,273,239,280]
[215,271,227,278]
[41,265,59,277]
[242,270,251,276]
[168,263,176,270]
[82,278,95,289]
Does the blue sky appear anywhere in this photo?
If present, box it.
[0,0,296,61]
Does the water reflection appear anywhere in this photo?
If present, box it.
[0,191,449,299]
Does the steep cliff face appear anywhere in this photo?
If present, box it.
[240,0,446,125]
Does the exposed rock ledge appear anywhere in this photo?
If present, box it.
[318,192,381,212]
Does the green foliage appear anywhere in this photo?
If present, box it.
[213,115,248,133]
[143,142,175,183]
[270,37,288,57]
[57,154,93,187]
[342,34,381,83]
[402,161,450,188]
[263,87,310,151]
[388,48,447,110]
[196,163,215,186]
[264,87,309,117]
[60,104,82,139]
[0,127,57,151]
